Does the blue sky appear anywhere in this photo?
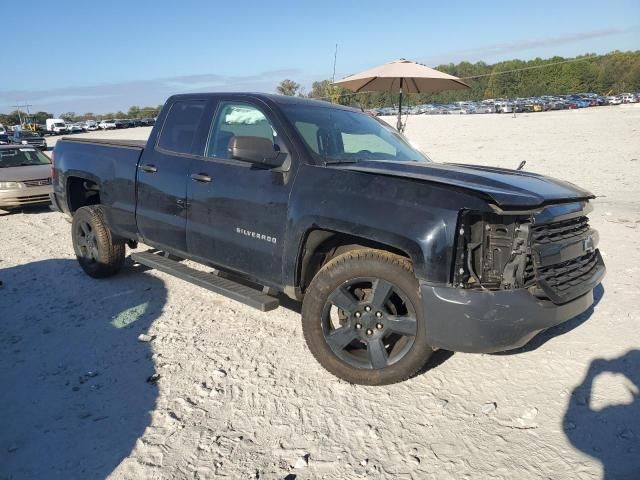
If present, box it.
[1,0,638,114]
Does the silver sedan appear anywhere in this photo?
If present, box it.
[0,145,52,209]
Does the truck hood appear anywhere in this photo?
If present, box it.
[335,160,594,208]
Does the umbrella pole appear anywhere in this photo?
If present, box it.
[396,78,404,131]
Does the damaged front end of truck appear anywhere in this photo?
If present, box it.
[422,200,605,353]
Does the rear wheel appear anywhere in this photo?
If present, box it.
[72,206,125,278]
[302,249,432,385]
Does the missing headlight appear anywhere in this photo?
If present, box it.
[453,210,532,290]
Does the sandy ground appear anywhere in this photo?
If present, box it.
[1,106,639,480]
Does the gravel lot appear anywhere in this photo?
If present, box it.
[1,106,639,479]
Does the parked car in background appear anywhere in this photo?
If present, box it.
[83,120,99,131]
[621,93,638,103]
[99,120,117,130]
[0,124,6,135]
[475,104,494,114]
[114,119,127,129]
[67,123,84,134]
[46,118,68,135]
[0,133,10,145]
[10,130,47,150]
[0,145,52,209]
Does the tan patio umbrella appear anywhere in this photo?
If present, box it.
[333,58,470,131]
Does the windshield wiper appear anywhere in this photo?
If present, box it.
[322,159,360,166]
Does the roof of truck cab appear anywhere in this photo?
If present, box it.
[166,92,359,112]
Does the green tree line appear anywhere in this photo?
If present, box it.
[297,50,640,107]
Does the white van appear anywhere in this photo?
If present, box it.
[46,118,68,135]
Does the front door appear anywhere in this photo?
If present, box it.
[136,99,207,253]
[186,100,295,286]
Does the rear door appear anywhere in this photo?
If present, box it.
[135,99,208,253]
[186,99,296,286]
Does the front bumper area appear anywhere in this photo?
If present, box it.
[0,185,52,208]
[420,280,601,353]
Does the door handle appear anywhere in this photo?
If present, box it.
[191,173,212,183]
[141,164,157,173]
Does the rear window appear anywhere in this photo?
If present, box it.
[157,100,206,154]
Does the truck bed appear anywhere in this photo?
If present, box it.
[52,136,147,239]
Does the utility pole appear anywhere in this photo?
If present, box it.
[332,43,338,83]
[11,103,33,125]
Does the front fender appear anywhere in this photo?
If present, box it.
[284,165,491,286]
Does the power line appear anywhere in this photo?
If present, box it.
[10,104,33,124]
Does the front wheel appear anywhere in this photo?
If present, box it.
[302,249,433,385]
[72,206,125,278]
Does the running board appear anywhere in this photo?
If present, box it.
[130,251,280,312]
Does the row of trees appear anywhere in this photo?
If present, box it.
[277,50,640,107]
[0,105,162,127]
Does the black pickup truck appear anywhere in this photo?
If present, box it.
[51,93,605,385]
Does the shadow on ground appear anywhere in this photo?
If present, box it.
[0,258,166,479]
[564,350,640,479]
[0,205,53,216]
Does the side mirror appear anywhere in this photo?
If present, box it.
[229,136,284,168]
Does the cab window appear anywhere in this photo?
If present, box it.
[157,100,206,154]
[206,102,278,159]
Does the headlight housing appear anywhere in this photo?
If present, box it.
[453,210,532,290]
[0,181,22,190]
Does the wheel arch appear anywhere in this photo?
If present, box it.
[294,226,424,297]
[66,175,101,213]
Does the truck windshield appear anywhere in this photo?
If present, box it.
[0,148,51,168]
[282,104,429,163]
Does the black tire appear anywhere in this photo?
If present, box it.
[71,206,125,278]
[302,248,433,385]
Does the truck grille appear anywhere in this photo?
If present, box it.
[23,178,51,187]
[530,214,604,304]
[530,216,589,244]
[536,250,600,295]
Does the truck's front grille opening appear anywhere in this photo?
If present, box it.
[536,250,599,294]
[530,216,589,244]
[530,214,604,304]
[455,207,604,303]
